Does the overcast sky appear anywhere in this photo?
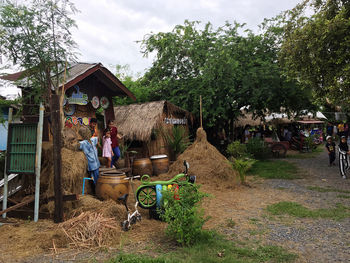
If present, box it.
[72,0,302,75]
[1,0,302,97]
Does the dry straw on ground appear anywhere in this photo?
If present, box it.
[166,128,237,188]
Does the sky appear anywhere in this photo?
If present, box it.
[0,0,302,98]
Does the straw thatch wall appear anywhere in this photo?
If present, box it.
[114,101,192,158]
[114,101,191,142]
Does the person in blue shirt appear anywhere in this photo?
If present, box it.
[78,126,100,184]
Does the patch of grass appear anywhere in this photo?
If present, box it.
[107,231,297,263]
[267,201,350,221]
[226,218,236,228]
[306,186,350,194]
[248,160,300,179]
[287,146,323,159]
[307,186,350,194]
[337,194,350,199]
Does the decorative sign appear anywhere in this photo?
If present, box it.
[65,85,88,105]
[164,118,187,125]
[64,104,76,116]
[100,96,110,109]
[65,116,92,126]
[91,96,100,109]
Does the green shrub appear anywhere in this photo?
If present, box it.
[162,126,191,160]
[226,141,249,158]
[231,158,256,184]
[160,184,209,246]
[246,138,270,159]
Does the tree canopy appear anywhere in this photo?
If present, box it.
[279,0,350,111]
[139,20,314,131]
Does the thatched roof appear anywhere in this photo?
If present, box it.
[114,101,192,142]
[234,113,263,127]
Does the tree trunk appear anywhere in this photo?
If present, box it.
[51,94,63,223]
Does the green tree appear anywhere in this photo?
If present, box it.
[0,0,78,222]
[279,0,350,111]
[140,21,314,138]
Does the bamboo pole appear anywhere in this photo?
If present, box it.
[200,95,203,128]
[34,102,44,222]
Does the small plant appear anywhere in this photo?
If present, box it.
[231,158,256,185]
[226,141,249,158]
[160,184,209,246]
[226,218,236,228]
[162,126,190,160]
[246,138,270,159]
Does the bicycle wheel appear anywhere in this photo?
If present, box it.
[136,186,157,209]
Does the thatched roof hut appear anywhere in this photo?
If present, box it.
[114,101,192,158]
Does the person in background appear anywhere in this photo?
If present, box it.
[326,123,333,137]
[338,135,349,179]
[244,125,251,143]
[89,118,98,137]
[108,120,123,167]
[102,128,114,168]
[78,126,100,185]
[325,136,336,167]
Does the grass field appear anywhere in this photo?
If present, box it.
[248,160,300,179]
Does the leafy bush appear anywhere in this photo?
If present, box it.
[226,141,249,158]
[231,158,256,184]
[160,184,209,246]
[162,126,191,160]
[246,138,270,159]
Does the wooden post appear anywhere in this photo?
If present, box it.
[2,107,13,219]
[51,95,63,223]
[200,95,203,128]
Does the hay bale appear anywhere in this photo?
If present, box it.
[40,142,89,197]
[167,128,237,187]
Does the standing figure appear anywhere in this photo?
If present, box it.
[325,136,336,166]
[108,120,123,167]
[102,129,114,168]
[89,118,99,137]
[78,127,100,184]
[338,136,349,179]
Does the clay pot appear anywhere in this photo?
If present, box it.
[150,155,169,175]
[132,158,153,176]
[95,173,129,201]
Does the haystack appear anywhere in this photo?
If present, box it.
[40,142,88,197]
[167,128,237,187]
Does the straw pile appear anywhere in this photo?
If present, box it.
[60,212,120,248]
[40,141,89,197]
[167,128,237,187]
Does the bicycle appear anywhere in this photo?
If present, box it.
[135,160,196,209]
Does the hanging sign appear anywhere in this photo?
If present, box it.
[164,118,187,125]
[100,96,110,109]
[65,85,88,105]
[91,96,100,109]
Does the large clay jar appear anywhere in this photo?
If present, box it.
[150,155,169,175]
[96,173,129,202]
[132,158,153,176]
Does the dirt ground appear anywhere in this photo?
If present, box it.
[1,147,350,263]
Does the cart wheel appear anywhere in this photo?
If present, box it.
[136,186,157,209]
[271,143,287,158]
[121,220,130,231]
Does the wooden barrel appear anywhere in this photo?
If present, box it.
[132,158,153,176]
[150,155,169,175]
[95,173,129,202]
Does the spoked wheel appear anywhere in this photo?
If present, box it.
[136,186,157,209]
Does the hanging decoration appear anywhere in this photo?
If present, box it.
[64,104,76,116]
[65,116,92,126]
[91,96,100,109]
[65,85,88,105]
[100,96,110,109]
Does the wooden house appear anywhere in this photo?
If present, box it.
[114,101,192,159]
[1,62,136,141]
